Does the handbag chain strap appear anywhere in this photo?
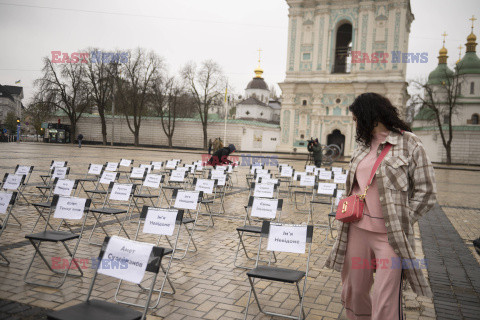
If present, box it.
[358,143,392,200]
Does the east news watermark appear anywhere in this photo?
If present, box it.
[351,51,428,64]
[51,51,129,64]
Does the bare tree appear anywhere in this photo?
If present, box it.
[152,76,183,147]
[410,68,463,164]
[84,48,116,145]
[116,48,164,146]
[34,57,90,143]
[26,101,53,141]
[181,60,225,148]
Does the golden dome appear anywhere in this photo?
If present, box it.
[439,46,447,55]
[254,66,264,78]
[467,32,477,42]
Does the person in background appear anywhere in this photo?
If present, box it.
[77,133,83,148]
[311,138,322,167]
[207,144,236,166]
[325,92,436,320]
[208,138,213,155]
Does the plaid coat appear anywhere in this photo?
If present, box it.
[325,130,436,297]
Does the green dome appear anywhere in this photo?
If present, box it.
[427,63,454,85]
[456,51,480,74]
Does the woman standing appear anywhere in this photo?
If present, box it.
[325,93,436,320]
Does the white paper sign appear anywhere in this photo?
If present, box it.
[88,164,103,175]
[294,171,306,180]
[267,224,307,254]
[50,161,65,169]
[130,167,146,178]
[54,179,75,196]
[184,165,196,173]
[106,162,119,171]
[143,208,177,236]
[143,174,162,188]
[335,189,346,206]
[334,174,347,184]
[254,183,275,198]
[195,179,215,194]
[314,167,323,176]
[250,166,263,174]
[255,173,271,183]
[318,170,332,180]
[280,166,293,177]
[165,160,177,169]
[332,167,343,174]
[53,196,86,220]
[259,178,278,185]
[305,165,315,173]
[169,170,185,182]
[211,171,226,186]
[110,184,133,201]
[174,191,199,210]
[52,167,68,179]
[151,162,163,170]
[100,171,117,184]
[215,166,227,171]
[140,164,152,173]
[98,236,153,284]
[3,174,22,190]
[176,167,189,172]
[120,159,132,167]
[255,169,269,175]
[251,198,278,219]
[317,183,337,195]
[226,165,233,173]
[0,192,13,214]
[15,166,31,176]
[300,175,316,187]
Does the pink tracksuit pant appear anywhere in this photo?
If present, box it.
[341,224,403,320]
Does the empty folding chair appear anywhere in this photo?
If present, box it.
[13,165,34,204]
[276,165,294,196]
[293,174,317,213]
[40,161,67,185]
[105,161,119,172]
[1,174,26,228]
[84,170,120,207]
[128,166,147,185]
[161,169,188,206]
[131,173,165,217]
[117,159,134,180]
[249,182,279,200]
[168,189,203,259]
[0,191,18,265]
[77,163,105,195]
[88,182,137,245]
[115,205,183,308]
[208,170,229,215]
[234,196,283,269]
[47,236,169,320]
[36,167,71,200]
[150,161,163,172]
[24,194,91,287]
[333,170,347,189]
[31,178,80,232]
[246,165,266,187]
[310,182,339,241]
[244,221,313,320]
[192,177,217,229]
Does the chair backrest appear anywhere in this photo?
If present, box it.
[333,172,347,185]
[143,173,164,189]
[250,182,278,199]
[279,165,294,178]
[0,191,18,215]
[246,196,283,221]
[317,169,333,181]
[50,160,67,169]
[119,159,134,167]
[140,206,184,237]
[171,189,203,210]
[297,174,316,187]
[169,169,187,182]
[105,162,119,172]
[151,161,163,171]
[165,160,178,170]
[87,164,104,176]
[52,178,79,196]
[314,182,337,197]
[192,178,217,194]
[139,164,153,173]
[14,165,34,176]
[99,170,120,185]
[130,167,147,179]
[107,182,137,202]
[1,173,26,191]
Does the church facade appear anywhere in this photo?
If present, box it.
[278,0,414,155]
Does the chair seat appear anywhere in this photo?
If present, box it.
[90,207,127,215]
[237,225,262,234]
[182,218,195,224]
[36,185,52,190]
[47,299,142,320]
[163,185,181,190]
[77,178,97,182]
[311,200,330,205]
[26,230,79,242]
[164,248,173,256]
[201,199,214,204]
[134,194,157,198]
[32,201,52,208]
[247,266,305,283]
[328,211,336,217]
[85,190,107,194]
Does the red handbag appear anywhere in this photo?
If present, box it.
[335,143,392,223]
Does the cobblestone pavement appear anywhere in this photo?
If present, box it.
[0,142,478,319]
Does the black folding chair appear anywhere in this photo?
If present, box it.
[88,182,137,245]
[293,174,317,214]
[13,165,34,204]
[310,182,338,241]
[192,178,217,229]
[1,174,26,228]
[84,171,121,207]
[36,167,71,200]
[234,196,283,269]
[244,221,313,320]
[24,195,91,288]
[0,191,18,266]
[131,173,165,218]
[77,164,105,195]
[39,161,67,185]
[47,236,168,320]
[115,205,183,308]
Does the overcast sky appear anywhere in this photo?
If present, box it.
[0,0,478,104]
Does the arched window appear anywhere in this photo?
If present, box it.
[472,114,479,125]
[333,23,352,73]
[471,82,475,94]
[302,100,307,106]
[252,93,256,98]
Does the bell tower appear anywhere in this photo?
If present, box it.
[278,0,414,155]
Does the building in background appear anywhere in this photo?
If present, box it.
[413,22,480,164]
[235,66,281,123]
[278,0,413,155]
[0,85,24,124]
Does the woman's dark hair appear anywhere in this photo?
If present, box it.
[349,92,411,146]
